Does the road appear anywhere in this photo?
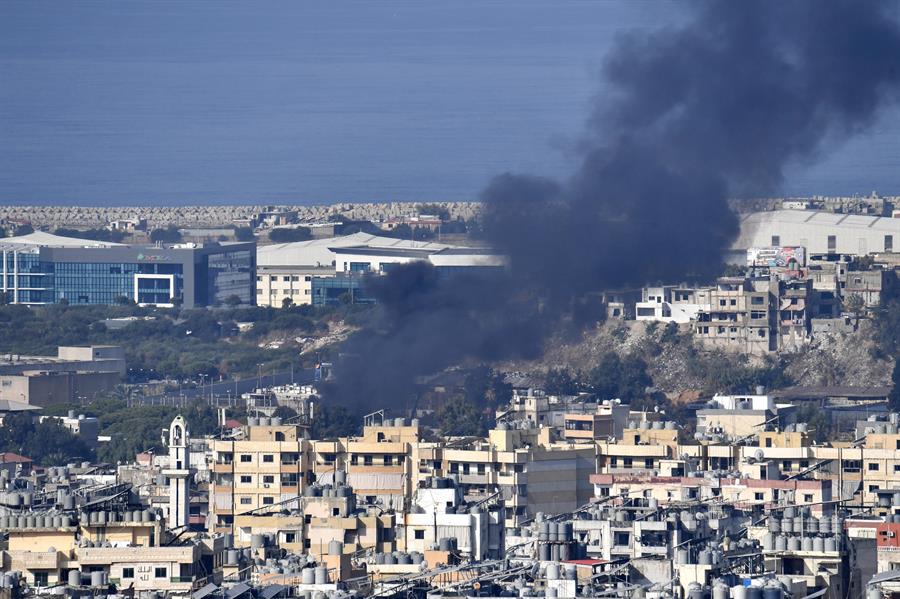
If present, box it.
[138,368,316,406]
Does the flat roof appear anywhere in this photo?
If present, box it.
[773,385,891,400]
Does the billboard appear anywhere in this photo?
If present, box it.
[747,246,806,268]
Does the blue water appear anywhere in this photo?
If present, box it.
[1,1,898,206]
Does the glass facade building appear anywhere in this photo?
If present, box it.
[0,242,256,308]
[310,274,375,306]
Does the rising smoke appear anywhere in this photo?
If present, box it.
[326,1,900,413]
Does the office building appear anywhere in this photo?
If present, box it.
[0,231,255,307]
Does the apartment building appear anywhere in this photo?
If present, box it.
[694,277,778,355]
[208,422,311,533]
[0,509,221,593]
[635,285,708,323]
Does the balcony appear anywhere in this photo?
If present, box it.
[6,550,64,569]
[458,473,490,485]
[497,473,523,486]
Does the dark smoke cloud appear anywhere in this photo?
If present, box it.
[326,1,900,412]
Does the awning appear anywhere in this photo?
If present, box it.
[259,584,288,599]
[780,298,805,311]
[192,584,219,599]
[225,583,252,599]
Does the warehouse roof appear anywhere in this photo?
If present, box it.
[257,232,450,267]
[733,209,900,249]
[0,231,123,249]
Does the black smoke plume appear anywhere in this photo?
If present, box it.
[326,1,900,413]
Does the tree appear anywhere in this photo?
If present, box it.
[586,352,651,402]
[310,404,358,439]
[114,295,135,306]
[224,294,243,307]
[850,255,875,271]
[417,204,450,221]
[890,360,900,413]
[282,297,294,310]
[0,412,93,466]
[233,226,256,241]
[545,368,579,396]
[13,224,34,236]
[149,226,182,243]
[388,223,435,241]
[464,366,511,409]
[844,293,865,330]
[437,398,488,437]
[269,227,312,243]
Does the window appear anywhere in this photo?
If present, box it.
[771,235,780,246]
[887,235,894,252]
[869,462,880,471]
[363,455,373,466]
[262,454,274,463]
[384,455,393,466]
[751,296,765,305]
[122,568,134,579]
[240,497,252,505]
[754,492,764,501]
[285,532,296,543]
[414,529,425,540]
[765,438,772,448]
[240,475,252,484]
[240,454,252,463]
[827,235,836,252]
[34,572,48,586]
[804,494,813,503]
[729,299,736,306]
[842,459,861,473]
[263,497,274,505]
[263,475,274,484]
[155,567,167,578]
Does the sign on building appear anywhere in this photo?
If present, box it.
[746,246,806,268]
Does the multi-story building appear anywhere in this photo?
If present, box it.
[635,285,709,323]
[0,232,255,307]
[694,277,778,354]
[255,265,334,307]
[208,421,311,534]
[0,345,126,407]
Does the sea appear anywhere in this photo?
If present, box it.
[1,1,898,206]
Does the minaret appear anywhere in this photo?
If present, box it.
[165,415,191,529]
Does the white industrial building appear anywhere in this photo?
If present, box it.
[256,232,450,269]
[734,210,900,255]
[256,233,505,307]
